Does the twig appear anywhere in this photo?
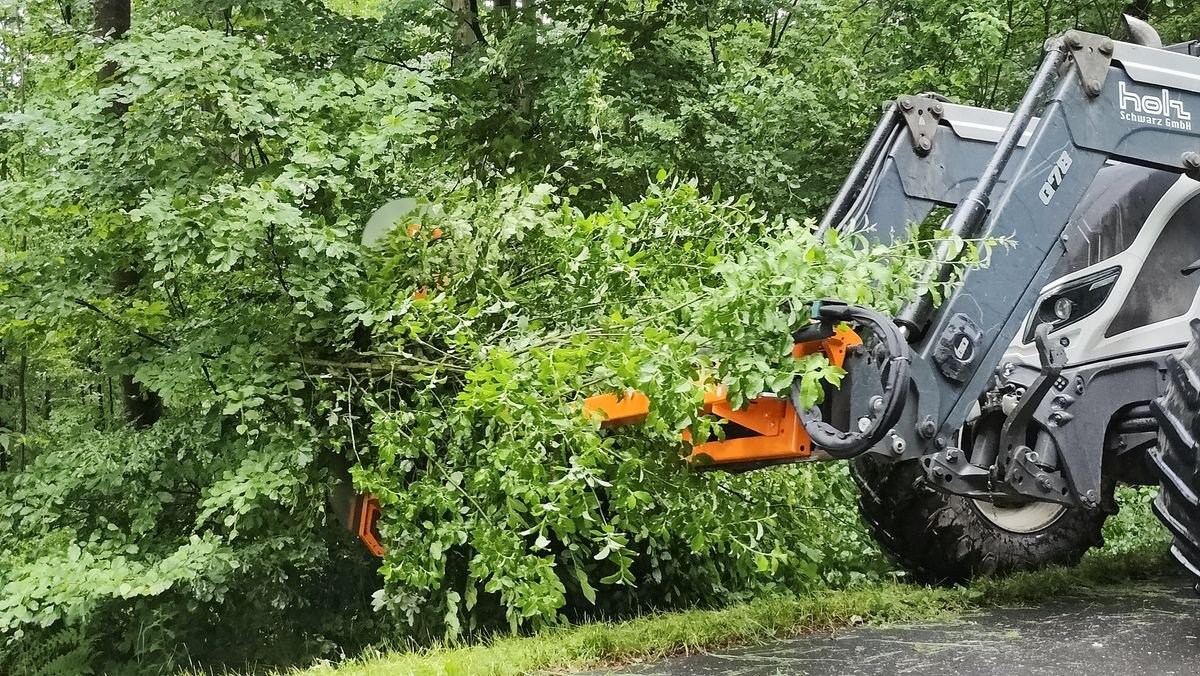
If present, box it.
[74,298,172,349]
[363,54,422,72]
[298,356,468,374]
[576,0,610,47]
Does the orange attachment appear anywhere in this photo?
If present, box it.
[687,396,810,466]
[584,326,861,468]
[582,389,651,426]
[351,494,385,557]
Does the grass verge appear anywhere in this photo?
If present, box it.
[297,543,1174,676]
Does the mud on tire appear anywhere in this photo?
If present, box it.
[1150,318,1200,578]
[851,453,1112,583]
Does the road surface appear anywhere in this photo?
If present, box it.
[600,577,1200,675]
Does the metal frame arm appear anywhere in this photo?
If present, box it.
[820,30,1200,505]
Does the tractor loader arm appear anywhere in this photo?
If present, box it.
[791,30,1200,512]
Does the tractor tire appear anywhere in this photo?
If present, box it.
[851,453,1113,583]
[1149,319,1200,579]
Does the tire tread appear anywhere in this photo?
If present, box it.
[852,454,1110,584]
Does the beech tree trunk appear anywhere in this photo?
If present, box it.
[95,0,162,428]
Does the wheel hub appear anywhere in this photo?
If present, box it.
[970,498,1067,533]
[962,408,1068,534]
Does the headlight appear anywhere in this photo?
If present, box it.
[1053,297,1074,321]
[1024,267,1120,343]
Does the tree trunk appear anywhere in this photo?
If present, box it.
[95,0,162,429]
[94,0,130,79]
[450,0,483,48]
[17,354,26,469]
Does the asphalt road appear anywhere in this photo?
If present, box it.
[599,577,1200,675]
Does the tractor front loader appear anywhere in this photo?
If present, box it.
[352,17,1200,585]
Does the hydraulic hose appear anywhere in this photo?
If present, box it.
[791,302,911,459]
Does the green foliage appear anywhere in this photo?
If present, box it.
[1102,486,1171,556]
[0,625,94,676]
[0,0,1191,671]
[350,179,994,637]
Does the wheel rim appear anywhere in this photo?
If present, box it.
[960,408,1068,534]
[970,498,1067,534]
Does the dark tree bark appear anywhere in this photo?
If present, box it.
[94,0,130,79]
[17,354,26,469]
[95,0,162,429]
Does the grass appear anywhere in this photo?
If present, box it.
[295,543,1174,676]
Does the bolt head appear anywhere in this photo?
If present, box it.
[918,417,937,439]
[931,102,944,115]
[1086,79,1102,96]
[1099,40,1114,56]
[1064,33,1081,49]
[1183,152,1200,170]
[869,396,885,414]
[918,137,932,152]
[899,97,913,110]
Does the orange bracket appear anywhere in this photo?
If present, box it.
[583,327,861,468]
[350,494,384,557]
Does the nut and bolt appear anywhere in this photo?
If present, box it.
[857,416,873,433]
[918,416,937,439]
[1037,474,1052,491]
[934,437,947,450]
[890,435,907,455]
[946,449,961,464]
[1085,79,1103,96]
[1064,33,1081,49]
[918,137,932,152]
[1183,152,1200,170]
[1083,489,1099,507]
[1099,39,1114,56]
[931,102,944,115]
[1024,450,1040,464]
[899,97,913,111]
[869,396,885,414]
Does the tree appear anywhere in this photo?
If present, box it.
[92,0,163,428]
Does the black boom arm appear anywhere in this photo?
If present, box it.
[817,30,1200,508]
